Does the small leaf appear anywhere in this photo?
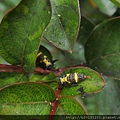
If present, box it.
[0,82,55,115]
[44,0,80,51]
[30,72,56,82]
[55,96,87,115]
[0,72,28,89]
[85,17,120,79]
[93,0,117,16]
[60,67,106,96]
[0,0,51,72]
[111,0,120,8]
[29,73,58,91]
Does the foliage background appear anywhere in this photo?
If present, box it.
[0,0,120,115]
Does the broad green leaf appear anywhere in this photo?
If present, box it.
[60,67,106,96]
[0,82,55,115]
[84,77,120,115]
[43,0,80,51]
[93,0,117,16]
[0,0,51,72]
[55,96,87,115]
[85,17,120,79]
[94,77,120,115]
[0,72,28,89]
[111,0,120,8]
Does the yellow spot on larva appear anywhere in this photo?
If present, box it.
[74,73,78,82]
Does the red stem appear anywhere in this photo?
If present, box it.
[0,64,26,73]
[49,84,62,120]
[0,63,86,75]
[0,64,63,76]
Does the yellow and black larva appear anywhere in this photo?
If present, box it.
[36,52,52,70]
[59,73,90,97]
[60,73,89,85]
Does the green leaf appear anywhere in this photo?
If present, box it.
[43,0,80,51]
[29,74,46,82]
[30,72,56,82]
[55,96,87,115]
[0,0,51,72]
[29,73,58,91]
[93,0,117,16]
[85,77,120,115]
[85,17,120,79]
[54,16,94,67]
[0,72,28,89]
[0,82,55,115]
[60,67,106,97]
[111,0,120,8]
[94,77,120,115]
